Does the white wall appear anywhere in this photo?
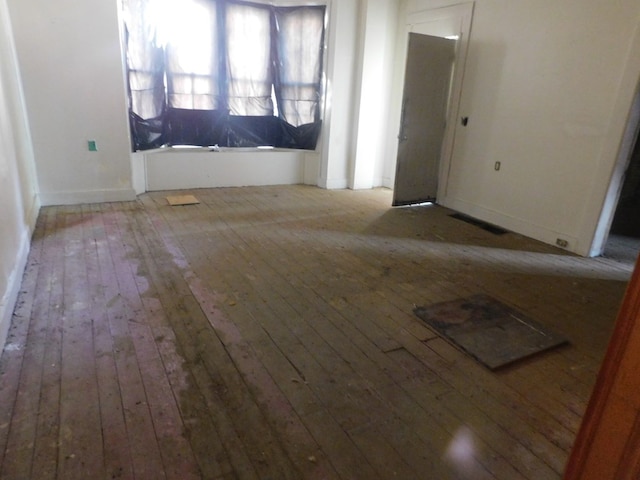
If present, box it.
[319,0,361,189]
[389,0,640,256]
[142,148,313,191]
[7,0,135,206]
[350,0,399,190]
[5,0,364,201]
[384,2,474,193]
[0,0,39,350]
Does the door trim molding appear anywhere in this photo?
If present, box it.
[405,2,474,202]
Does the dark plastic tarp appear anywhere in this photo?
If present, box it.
[132,108,322,149]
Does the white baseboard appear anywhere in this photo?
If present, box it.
[320,178,349,190]
[442,196,582,255]
[303,152,321,186]
[131,152,147,195]
[0,227,31,353]
[25,192,41,232]
[381,175,394,189]
[38,188,137,206]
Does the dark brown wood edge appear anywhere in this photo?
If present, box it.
[563,254,640,478]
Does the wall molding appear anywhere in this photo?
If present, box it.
[320,177,349,190]
[38,188,137,207]
[0,227,31,354]
[443,195,582,255]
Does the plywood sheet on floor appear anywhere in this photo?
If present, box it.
[414,294,569,369]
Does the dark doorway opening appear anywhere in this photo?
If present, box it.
[610,137,640,237]
[604,131,640,264]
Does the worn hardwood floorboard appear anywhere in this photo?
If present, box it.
[0,185,632,479]
[0,205,49,479]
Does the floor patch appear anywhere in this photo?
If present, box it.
[414,294,568,370]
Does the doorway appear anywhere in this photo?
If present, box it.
[600,85,640,263]
[604,125,640,263]
[392,33,456,206]
[610,138,640,236]
[389,2,474,207]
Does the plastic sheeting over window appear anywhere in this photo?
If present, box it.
[165,0,221,110]
[275,7,325,127]
[123,0,325,151]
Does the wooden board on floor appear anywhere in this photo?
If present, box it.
[414,294,569,370]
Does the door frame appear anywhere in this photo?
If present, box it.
[589,83,640,256]
[388,2,474,202]
[392,33,456,206]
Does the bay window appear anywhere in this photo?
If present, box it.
[122,0,326,151]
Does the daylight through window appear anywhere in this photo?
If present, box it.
[122,0,326,150]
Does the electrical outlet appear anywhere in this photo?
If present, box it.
[556,238,568,248]
[88,140,98,151]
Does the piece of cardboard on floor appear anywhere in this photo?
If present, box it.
[166,194,200,206]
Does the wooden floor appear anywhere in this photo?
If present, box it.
[0,185,634,480]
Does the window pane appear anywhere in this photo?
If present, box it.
[226,3,273,116]
[124,0,166,119]
[164,0,220,109]
[275,6,325,126]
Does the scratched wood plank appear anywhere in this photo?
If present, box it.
[172,188,508,476]
[0,185,631,480]
[101,203,168,479]
[112,203,208,480]
[142,197,332,479]
[133,195,256,480]
[192,188,532,476]
[156,190,382,477]
[296,188,616,468]
[29,207,65,479]
[85,203,135,480]
[234,188,562,476]
[126,203,238,479]
[56,206,104,478]
[134,197,301,479]
[0,206,49,479]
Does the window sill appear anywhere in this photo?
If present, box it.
[139,145,311,154]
